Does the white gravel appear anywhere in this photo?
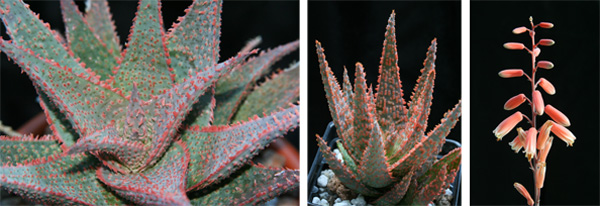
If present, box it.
[351,195,366,206]
[321,169,334,179]
[333,200,352,206]
[317,174,329,187]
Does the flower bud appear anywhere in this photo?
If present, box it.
[493,112,524,141]
[550,122,576,146]
[537,78,555,95]
[513,26,528,34]
[539,39,555,46]
[537,120,553,149]
[535,162,546,189]
[532,90,544,115]
[504,42,525,50]
[537,61,554,69]
[533,47,541,57]
[545,105,571,126]
[525,127,537,161]
[514,182,534,206]
[539,22,554,29]
[504,93,526,110]
[498,69,524,78]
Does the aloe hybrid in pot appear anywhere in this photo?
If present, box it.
[0,0,299,205]
[315,11,461,205]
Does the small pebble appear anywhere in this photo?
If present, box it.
[317,174,329,187]
[312,197,321,204]
[319,187,325,192]
[333,200,352,206]
[335,198,342,203]
[321,169,334,179]
[319,199,329,206]
[351,195,366,206]
[319,191,330,200]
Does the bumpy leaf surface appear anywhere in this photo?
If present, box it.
[189,164,299,205]
[372,170,414,205]
[0,135,61,166]
[84,0,121,58]
[167,0,221,81]
[357,121,392,188]
[0,154,125,205]
[184,105,299,191]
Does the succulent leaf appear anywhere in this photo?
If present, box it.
[0,0,86,74]
[83,0,122,56]
[0,135,62,166]
[38,93,80,148]
[167,0,221,82]
[97,141,190,206]
[142,52,251,171]
[375,10,408,131]
[114,0,173,99]
[335,140,358,174]
[0,154,126,205]
[401,164,447,205]
[214,40,299,125]
[184,105,299,191]
[357,121,392,188]
[315,40,356,160]
[233,62,299,122]
[180,88,216,130]
[316,135,380,196]
[352,63,376,160]
[372,170,414,205]
[60,0,119,80]
[189,164,299,205]
[0,40,127,136]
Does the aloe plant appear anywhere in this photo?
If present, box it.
[0,0,299,205]
[315,11,461,205]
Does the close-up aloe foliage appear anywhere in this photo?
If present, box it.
[0,0,299,205]
[315,11,461,205]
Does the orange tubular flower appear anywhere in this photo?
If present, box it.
[513,26,528,34]
[504,94,526,110]
[539,136,553,163]
[504,42,525,50]
[533,47,541,57]
[532,90,544,115]
[525,127,537,161]
[550,122,576,146]
[509,127,527,153]
[514,182,534,206]
[537,78,555,95]
[493,111,524,141]
[535,162,546,189]
[498,69,524,78]
[545,104,571,126]
[536,120,553,149]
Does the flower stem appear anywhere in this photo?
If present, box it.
[529,17,542,206]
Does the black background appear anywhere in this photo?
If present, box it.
[0,1,299,148]
[471,1,599,205]
[308,1,461,173]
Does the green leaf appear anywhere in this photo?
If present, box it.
[375,11,408,131]
[0,135,62,166]
[0,40,127,137]
[316,135,380,196]
[97,141,190,206]
[114,0,173,100]
[213,40,299,125]
[372,170,414,205]
[167,0,221,82]
[357,121,392,188]
[335,140,357,175]
[315,40,356,160]
[84,0,121,57]
[38,93,80,148]
[0,0,87,75]
[232,62,299,122]
[60,0,119,80]
[0,154,125,205]
[351,62,376,160]
[189,164,298,205]
[184,105,299,191]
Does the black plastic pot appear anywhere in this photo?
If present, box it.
[308,122,461,205]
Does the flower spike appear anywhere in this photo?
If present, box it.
[504,93,526,110]
[504,42,525,50]
[532,90,544,115]
[545,105,571,126]
[498,69,524,78]
[524,127,537,161]
[514,182,534,206]
[550,122,576,146]
[537,78,555,95]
